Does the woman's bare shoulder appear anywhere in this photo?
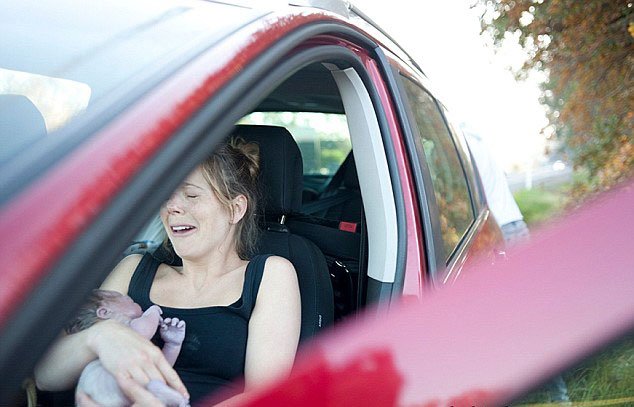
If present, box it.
[263,255,296,273]
[100,254,144,294]
[260,255,298,292]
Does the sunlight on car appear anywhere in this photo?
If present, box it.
[0,67,91,132]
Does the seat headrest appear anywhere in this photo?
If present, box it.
[232,124,303,218]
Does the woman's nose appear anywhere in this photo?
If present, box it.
[165,195,184,213]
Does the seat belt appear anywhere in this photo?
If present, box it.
[320,152,353,197]
[301,190,357,215]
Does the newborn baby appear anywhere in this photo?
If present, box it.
[66,289,189,407]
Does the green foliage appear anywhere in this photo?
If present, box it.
[513,186,566,227]
[563,336,634,404]
[480,0,634,196]
[514,335,634,406]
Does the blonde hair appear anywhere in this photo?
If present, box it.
[200,137,261,259]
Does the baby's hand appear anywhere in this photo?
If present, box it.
[144,305,163,319]
[160,318,186,345]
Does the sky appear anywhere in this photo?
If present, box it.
[353,0,550,172]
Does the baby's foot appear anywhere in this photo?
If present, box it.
[160,317,186,345]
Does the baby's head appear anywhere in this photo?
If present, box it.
[65,289,143,334]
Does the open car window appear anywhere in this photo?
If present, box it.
[239,112,351,197]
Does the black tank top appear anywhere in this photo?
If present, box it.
[127,253,271,405]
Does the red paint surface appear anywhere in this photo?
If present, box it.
[364,56,426,299]
[0,9,350,328]
[461,211,506,276]
[222,181,634,406]
[5,6,628,406]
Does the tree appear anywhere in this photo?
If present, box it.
[479,0,634,195]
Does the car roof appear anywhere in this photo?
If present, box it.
[1,0,267,107]
[1,0,422,115]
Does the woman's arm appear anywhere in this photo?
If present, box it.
[243,256,301,390]
[34,255,140,389]
[34,255,188,399]
[212,256,300,407]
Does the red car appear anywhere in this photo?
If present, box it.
[3,1,631,406]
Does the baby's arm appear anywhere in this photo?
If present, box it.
[159,318,186,366]
[129,305,163,339]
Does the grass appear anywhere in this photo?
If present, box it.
[513,335,634,407]
[510,182,634,407]
[513,183,634,407]
[513,186,568,228]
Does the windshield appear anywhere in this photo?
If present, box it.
[0,0,265,167]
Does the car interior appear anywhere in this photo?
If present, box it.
[129,61,399,330]
[34,60,400,406]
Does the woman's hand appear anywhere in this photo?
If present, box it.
[87,319,189,402]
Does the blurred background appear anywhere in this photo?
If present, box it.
[355,0,633,230]
[355,1,634,405]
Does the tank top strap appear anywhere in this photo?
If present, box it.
[240,254,273,318]
[128,253,161,309]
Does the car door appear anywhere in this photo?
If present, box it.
[382,59,503,286]
[0,4,415,402]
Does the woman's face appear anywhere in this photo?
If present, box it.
[160,167,236,261]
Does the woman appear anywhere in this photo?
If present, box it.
[35,138,302,406]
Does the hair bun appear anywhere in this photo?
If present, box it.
[230,136,260,178]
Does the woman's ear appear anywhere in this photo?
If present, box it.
[230,194,248,224]
[96,305,112,320]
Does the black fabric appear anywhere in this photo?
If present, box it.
[285,216,360,322]
[287,216,360,266]
[236,125,334,343]
[342,154,360,190]
[256,228,334,341]
[286,152,363,322]
[301,189,358,216]
[320,152,353,197]
[232,125,303,217]
[127,253,271,405]
[323,193,363,223]
[310,152,363,223]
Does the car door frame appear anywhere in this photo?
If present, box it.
[0,16,410,403]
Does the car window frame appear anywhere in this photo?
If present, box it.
[392,70,479,282]
[0,26,409,401]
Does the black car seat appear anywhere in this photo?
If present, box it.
[301,152,363,224]
[232,124,334,342]
[289,153,364,322]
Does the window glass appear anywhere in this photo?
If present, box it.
[0,68,92,163]
[443,109,482,211]
[239,112,351,176]
[1,1,263,167]
[400,76,474,261]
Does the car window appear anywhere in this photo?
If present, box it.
[443,109,483,212]
[0,1,266,167]
[239,112,351,176]
[0,68,91,163]
[399,76,475,262]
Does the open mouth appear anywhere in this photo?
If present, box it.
[170,225,197,235]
